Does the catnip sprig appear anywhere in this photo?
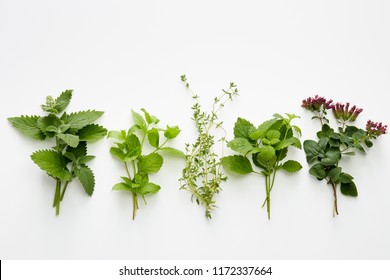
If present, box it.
[108,109,183,220]
[302,95,387,216]
[221,114,302,219]
[179,75,238,219]
[8,90,107,215]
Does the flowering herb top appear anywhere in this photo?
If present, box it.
[302,95,387,216]
[8,90,107,215]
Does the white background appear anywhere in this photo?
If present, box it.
[0,0,389,260]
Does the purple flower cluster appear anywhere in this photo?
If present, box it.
[366,120,387,137]
[332,102,363,122]
[301,95,333,111]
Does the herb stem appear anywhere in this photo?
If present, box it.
[331,181,339,216]
[60,181,70,201]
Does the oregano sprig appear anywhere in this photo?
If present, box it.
[302,95,387,216]
[179,75,238,219]
[108,109,183,220]
[222,114,302,219]
[8,90,107,215]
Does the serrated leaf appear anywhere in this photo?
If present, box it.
[132,110,147,132]
[138,153,163,174]
[234,117,256,140]
[37,114,62,137]
[147,128,159,148]
[227,138,253,155]
[77,155,95,164]
[77,124,107,142]
[221,155,253,174]
[64,110,104,131]
[275,137,301,150]
[31,150,72,181]
[266,130,280,141]
[107,130,126,141]
[292,125,302,136]
[112,183,132,191]
[136,182,160,195]
[164,125,181,139]
[341,181,358,196]
[110,147,126,161]
[282,160,302,173]
[76,165,95,196]
[54,90,72,113]
[58,133,79,148]
[308,163,326,180]
[160,147,185,157]
[8,115,46,140]
[256,118,278,139]
[66,141,87,158]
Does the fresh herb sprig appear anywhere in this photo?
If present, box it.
[8,90,107,215]
[302,95,387,216]
[179,75,238,219]
[222,114,302,219]
[108,109,183,220]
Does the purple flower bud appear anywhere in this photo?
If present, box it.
[366,120,387,137]
[302,95,333,112]
[332,102,362,122]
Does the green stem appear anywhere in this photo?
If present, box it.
[265,175,271,220]
[132,192,138,220]
[60,181,70,201]
[124,162,132,180]
[331,181,339,217]
[53,180,62,216]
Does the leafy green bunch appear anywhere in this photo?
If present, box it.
[179,75,238,219]
[8,90,107,215]
[302,95,387,216]
[108,109,183,220]
[221,114,302,219]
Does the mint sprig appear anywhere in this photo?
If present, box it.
[8,90,107,215]
[302,95,387,216]
[108,108,183,220]
[222,114,302,219]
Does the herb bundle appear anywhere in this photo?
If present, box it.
[179,75,238,219]
[8,90,107,215]
[222,114,302,219]
[108,109,183,220]
[302,95,387,216]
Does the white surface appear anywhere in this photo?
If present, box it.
[0,0,389,260]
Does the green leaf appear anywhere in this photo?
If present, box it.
[256,118,278,139]
[76,165,95,196]
[303,140,323,164]
[58,133,79,148]
[132,110,147,132]
[136,182,160,195]
[160,147,185,157]
[328,167,342,181]
[275,137,301,150]
[54,90,72,113]
[77,155,95,164]
[339,173,354,183]
[365,139,373,148]
[64,110,104,131]
[37,114,62,137]
[258,145,276,161]
[292,125,302,136]
[309,163,326,180]
[8,115,46,140]
[266,130,280,141]
[112,183,131,191]
[67,141,87,158]
[141,108,159,124]
[221,155,253,174]
[77,124,107,142]
[164,125,181,139]
[125,134,142,158]
[120,176,133,187]
[147,128,159,148]
[282,160,302,173]
[31,150,72,181]
[107,130,126,141]
[321,148,341,166]
[227,138,253,155]
[138,153,163,174]
[110,147,126,161]
[340,181,358,196]
[234,117,256,140]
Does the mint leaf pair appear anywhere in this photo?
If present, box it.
[8,90,107,215]
[109,109,183,220]
[222,114,302,219]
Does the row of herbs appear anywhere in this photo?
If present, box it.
[8,78,387,219]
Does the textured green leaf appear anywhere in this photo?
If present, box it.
[8,115,46,140]
[58,133,79,148]
[141,108,153,124]
[138,153,163,174]
[340,181,358,196]
[107,130,126,141]
[37,114,62,137]
[164,125,181,139]
[147,128,159,148]
[54,90,72,113]
[112,183,132,191]
[77,124,107,142]
[76,165,95,196]
[275,137,301,150]
[221,155,253,174]
[266,130,280,141]
[339,173,354,183]
[160,147,185,157]
[303,140,323,163]
[328,167,342,181]
[77,155,95,164]
[64,110,104,131]
[321,148,341,166]
[227,138,253,155]
[132,110,147,132]
[66,141,87,158]
[110,147,126,161]
[120,176,133,186]
[137,182,160,195]
[234,117,256,140]
[258,146,276,161]
[309,163,326,180]
[125,134,142,158]
[31,150,71,181]
[256,118,278,139]
[282,160,302,173]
